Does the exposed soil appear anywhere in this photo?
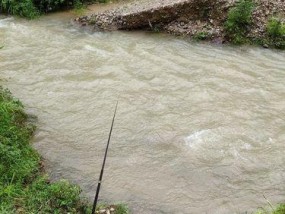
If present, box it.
[75,0,285,43]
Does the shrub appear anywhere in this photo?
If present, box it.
[74,0,83,9]
[0,0,40,19]
[73,0,87,15]
[265,17,285,49]
[193,31,209,41]
[225,0,255,44]
[0,0,106,19]
[267,17,285,38]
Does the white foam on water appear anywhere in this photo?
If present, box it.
[83,44,109,57]
[0,17,14,28]
[84,44,97,52]
[184,129,218,149]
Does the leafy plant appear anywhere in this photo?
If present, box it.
[115,204,129,214]
[255,203,285,214]
[73,0,86,15]
[0,0,39,19]
[74,0,83,9]
[267,17,285,38]
[0,0,106,18]
[265,17,285,49]
[225,0,255,44]
[193,31,209,41]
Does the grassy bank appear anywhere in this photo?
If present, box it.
[224,0,285,49]
[0,0,109,19]
[0,86,128,214]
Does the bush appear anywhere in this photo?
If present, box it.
[225,0,255,44]
[0,0,106,19]
[267,18,285,38]
[0,0,40,19]
[193,31,210,41]
[265,17,285,49]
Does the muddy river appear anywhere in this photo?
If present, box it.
[0,11,285,214]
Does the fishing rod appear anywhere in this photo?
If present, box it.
[91,101,118,214]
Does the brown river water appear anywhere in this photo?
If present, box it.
[1,11,285,214]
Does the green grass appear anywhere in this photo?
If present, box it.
[0,0,108,19]
[0,86,128,214]
[193,31,210,41]
[114,204,129,214]
[255,204,285,214]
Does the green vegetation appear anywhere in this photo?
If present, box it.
[97,204,129,214]
[265,17,285,49]
[73,0,86,16]
[224,0,284,49]
[193,31,210,41]
[225,0,255,44]
[255,204,285,214]
[0,0,39,19]
[0,0,108,19]
[0,87,128,214]
[0,86,90,212]
[114,204,129,214]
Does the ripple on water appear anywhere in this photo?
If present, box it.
[1,15,285,214]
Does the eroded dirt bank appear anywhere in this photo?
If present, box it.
[75,0,284,44]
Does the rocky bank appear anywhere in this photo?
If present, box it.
[75,0,285,43]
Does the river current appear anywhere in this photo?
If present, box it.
[1,12,285,214]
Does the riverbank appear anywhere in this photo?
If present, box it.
[75,0,285,49]
[0,86,128,214]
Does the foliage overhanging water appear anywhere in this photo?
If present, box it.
[1,12,285,214]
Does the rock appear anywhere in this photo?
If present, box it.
[213,37,224,44]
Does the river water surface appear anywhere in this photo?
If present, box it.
[1,12,285,214]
